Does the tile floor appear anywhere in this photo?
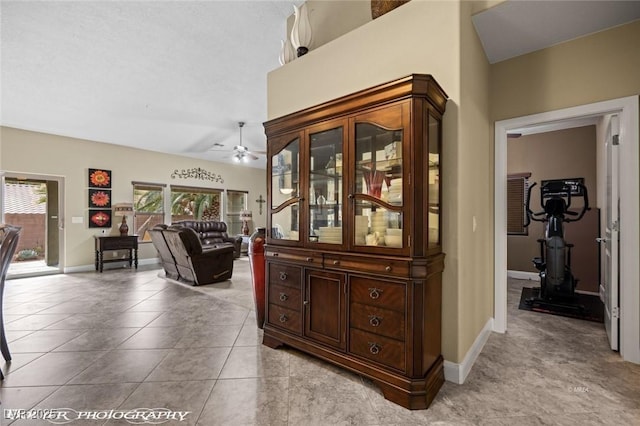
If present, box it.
[1,259,639,425]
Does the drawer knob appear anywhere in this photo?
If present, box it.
[306,257,314,262]
[273,253,279,257]
[333,260,340,266]
[279,271,288,281]
[368,342,381,355]
[385,265,392,272]
[368,287,383,299]
[279,314,288,323]
[368,315,382,327]
[279,292,288,302]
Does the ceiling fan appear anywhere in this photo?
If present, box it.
[231,121,263,163]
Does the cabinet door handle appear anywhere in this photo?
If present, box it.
[368,287,383,299]
[279,292,288,302]
[279,314,288,323]
[385,266,392,272]
[279,271,287,281]
[368,342,381,355]
[348,194,354,199]
[368,315,382,327]
[306,257,314,262]
[303,300,309,306]
[333,260,340,265]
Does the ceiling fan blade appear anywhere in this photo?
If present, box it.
[247,152,259,161]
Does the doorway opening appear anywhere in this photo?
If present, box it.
[494,96,640,364]
[1,172,64,278]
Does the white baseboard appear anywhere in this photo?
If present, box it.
[507,270,540,281]
[64,257,160,273]
[443,317,494,384]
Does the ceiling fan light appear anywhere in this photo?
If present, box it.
[242,155,249,163]
[233,154,241,162]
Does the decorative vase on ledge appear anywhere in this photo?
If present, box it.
[371,0,410,19]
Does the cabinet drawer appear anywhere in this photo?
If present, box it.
[325,254,409,277]
[268,263,302,289]
[268,304,302,335]
[349,328,405,372]
[350,277,406,312]
[350,302,405,341]
[269,283,301,311]
[266,250,322,267]
[98,237,137,250]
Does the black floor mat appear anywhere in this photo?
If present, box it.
[518,287,604,323]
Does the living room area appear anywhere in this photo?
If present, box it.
[2,0,640,423]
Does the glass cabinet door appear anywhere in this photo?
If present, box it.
[308,126,344,245]
[428,113,441,248]
[353,116,404,250]
[270,136,300,241]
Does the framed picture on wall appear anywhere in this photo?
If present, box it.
[88,168,112,188]
[88,189,111,209]
[88,209,112,228]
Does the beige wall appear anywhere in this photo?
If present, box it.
[269,0,493,364]
[456,0,493,364]
[269,1,461,121]
[300,1,371,52]
[507,126,597,272]
[1,126,267,269]
[491,20,640,122]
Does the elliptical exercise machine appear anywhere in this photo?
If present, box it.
[524,179,590,312]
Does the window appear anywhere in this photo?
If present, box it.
[133,182,166,242]
[507,173,531,235]
[170,185,222,223]
[226,190,248,235]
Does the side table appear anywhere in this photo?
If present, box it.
[94,235,138,272]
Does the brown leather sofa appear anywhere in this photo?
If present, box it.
[172,220,242,259]
[149,224,234,285]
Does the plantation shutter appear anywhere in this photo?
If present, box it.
[507,174,530,235]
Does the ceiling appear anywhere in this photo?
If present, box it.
[2,1,639,169]
[1,1,302,169]
[473,0,640,64]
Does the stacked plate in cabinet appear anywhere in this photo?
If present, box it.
[355,216,368,245]
[318,227,342,244]
[385,228,402,248]
[387,178,402,204]
[370,211,388,236]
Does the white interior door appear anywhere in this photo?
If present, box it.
[600,115,620,351]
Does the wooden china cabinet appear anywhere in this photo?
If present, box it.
[263,74,447,409]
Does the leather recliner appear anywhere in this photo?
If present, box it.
[148,224,180,280]
[172,220,242,259]
[162,225,235,285]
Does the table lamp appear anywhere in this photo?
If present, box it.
[113,203,134,236]
[240,210,252,236]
